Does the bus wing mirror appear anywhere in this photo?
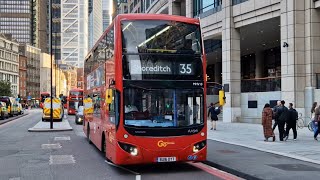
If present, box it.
[105,89,113,104]
[219,90,226,106]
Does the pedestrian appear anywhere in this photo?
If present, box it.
[284,103,298,141]
[311,102,317,120]
[272,100,281,131]
[208,103,220,130]
[313,104,320,141]
[262,103,275,141]
[277,100,288,141]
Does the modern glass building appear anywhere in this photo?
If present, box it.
[88,0,103,50]
[0,0,33,44]
[61,0,88,68]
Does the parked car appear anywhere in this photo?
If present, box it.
[75,106,84,125]
[0,102,9,120]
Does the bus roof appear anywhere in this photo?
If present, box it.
[85,14,200,60]
[40,92,50,95]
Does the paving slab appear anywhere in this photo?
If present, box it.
[207,121,320,165]
[28,119,72,132]
[206,140,320,180]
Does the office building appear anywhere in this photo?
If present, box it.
[123,0,320,124]
[19,44,41,99]
[89,0,103,50]
[61,0,88,68]
[0,34,19,97]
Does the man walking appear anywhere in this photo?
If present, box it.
[272,100,281,131]
[277,100,288,141]
[284,103,298,141]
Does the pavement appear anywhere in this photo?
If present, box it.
[207,121,320,164]
[0,113,28,125]
[28,114,72,132]
[206,121,320,179]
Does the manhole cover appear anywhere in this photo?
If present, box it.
[49,155,75,165]
[268,164,320,171]
[54,136,70,141]
[41,144,61,149]
[216,150,238,154]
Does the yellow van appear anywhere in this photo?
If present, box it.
[42,98,64,122]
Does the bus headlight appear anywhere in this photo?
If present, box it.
[193,140,206,153]
[118,142,138,156]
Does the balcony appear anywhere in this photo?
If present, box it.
[241,77,281,92]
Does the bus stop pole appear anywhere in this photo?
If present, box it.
[49,0,53,129]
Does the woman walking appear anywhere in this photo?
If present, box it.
[262,103,275,141]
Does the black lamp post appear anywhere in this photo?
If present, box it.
[49,0,53,129]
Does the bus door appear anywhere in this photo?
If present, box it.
[187,95,201,125]
[105,89,119,160]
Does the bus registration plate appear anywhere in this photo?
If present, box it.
[157,157,176,162]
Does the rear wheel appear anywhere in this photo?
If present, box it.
[87,125,92,144]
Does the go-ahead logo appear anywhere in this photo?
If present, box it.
[157,140,175,147]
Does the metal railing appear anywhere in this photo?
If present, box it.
[241,77,281,92]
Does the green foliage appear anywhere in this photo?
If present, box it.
[0,80,12,96]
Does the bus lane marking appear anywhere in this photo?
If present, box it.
[105,160,141,180]
[187,162,243,180]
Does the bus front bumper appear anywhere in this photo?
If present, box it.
[113,141,207,165]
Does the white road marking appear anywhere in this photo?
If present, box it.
[49,155,75,165]
[54,136,71,141]
[105,160,141,180]
[41,143,62,149]
[9,177,20,180]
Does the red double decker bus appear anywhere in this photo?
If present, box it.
[84,14,207,165]
[67,88,84,115]
[40,92,50,109]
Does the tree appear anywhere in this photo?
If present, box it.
[0,80,12,96]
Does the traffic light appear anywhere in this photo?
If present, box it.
[219,90,226,106]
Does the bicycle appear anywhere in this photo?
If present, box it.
[308,120,315,132]
[296,113,305,129]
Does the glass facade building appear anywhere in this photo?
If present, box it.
[0,0,33,44]
[61,0,88,68]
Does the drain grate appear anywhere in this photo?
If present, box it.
[49,155,75,165]
[268,164,320,171]
[54,136,70,141]
[41,144,61,149]
[216,150,238,154]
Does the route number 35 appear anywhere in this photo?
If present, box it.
[179,64,192,74]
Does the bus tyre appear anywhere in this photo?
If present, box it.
[101,133,106,154]
[87,125,92,144]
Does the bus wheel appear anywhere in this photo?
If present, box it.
[87,125,92,144]
[101,133,106,153]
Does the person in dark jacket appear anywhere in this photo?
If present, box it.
[208,103,220,130]
[276,100,288,141]
[284,103,298,141]
[272,100,281,131]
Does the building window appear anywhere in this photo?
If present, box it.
[193,0,222,18]
[232,0,248,5]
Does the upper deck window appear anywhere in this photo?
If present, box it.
[121,20,202,55]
